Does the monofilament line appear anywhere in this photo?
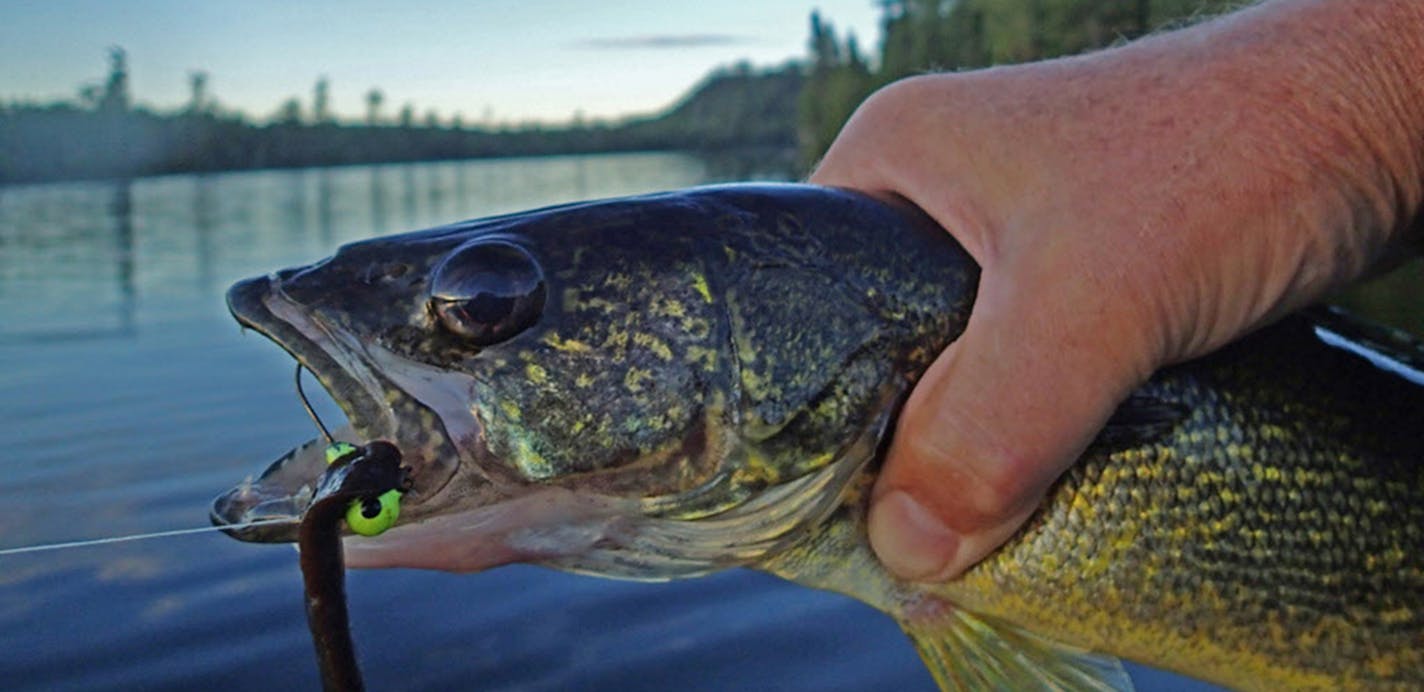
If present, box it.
[0,518,294,556]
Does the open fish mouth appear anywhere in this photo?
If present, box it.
[211,271,445,543]
[228,271,396,442]
[210,436,338,542]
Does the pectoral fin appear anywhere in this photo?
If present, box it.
[1094,394,1188,448]
[901,607,1133,691]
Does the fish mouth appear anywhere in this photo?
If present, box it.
[211,272,450,542]
[209,435,340,542]
[228,271,396,443]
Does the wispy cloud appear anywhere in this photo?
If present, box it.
[571,34,756,50]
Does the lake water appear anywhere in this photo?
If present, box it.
[2,151,1235,690]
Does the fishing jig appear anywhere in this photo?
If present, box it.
[295,364,411,691]
[295,365,406,537]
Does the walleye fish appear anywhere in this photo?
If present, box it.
[212,183,1424,690]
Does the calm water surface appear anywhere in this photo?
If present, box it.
[1,152,1224,690]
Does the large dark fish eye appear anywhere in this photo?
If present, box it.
[428,239,546,346]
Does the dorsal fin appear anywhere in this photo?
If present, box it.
[901,606,1133,691]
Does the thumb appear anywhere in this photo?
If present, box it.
[868,277,1145,582]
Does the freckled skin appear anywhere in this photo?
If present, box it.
[222,184,1424,690]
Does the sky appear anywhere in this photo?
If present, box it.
[0,0,882,125]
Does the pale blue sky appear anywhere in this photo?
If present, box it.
[0,0,881,125]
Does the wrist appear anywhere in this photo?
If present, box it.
[1090,0,1424,335]
[1328,0,1424,253]
[1201,0,1424,266]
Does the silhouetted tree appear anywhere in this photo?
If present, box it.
[276,97,301,125]
[399,103,414,128]
[798,12,872,166]
[365,88,384,125]
[78,84,101,109]
[187,71,209,114]
[313,76,331,124]
[801,0,1241,166]
[99,47,130,114]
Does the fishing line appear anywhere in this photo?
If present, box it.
[0,518,294,557]
[0,368,339,558]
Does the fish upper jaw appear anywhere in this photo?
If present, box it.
[227,272,396,442]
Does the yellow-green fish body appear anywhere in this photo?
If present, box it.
[765,310,1424,688]
[214,184,1423,689]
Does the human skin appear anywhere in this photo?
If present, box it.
[809,0,1424,582]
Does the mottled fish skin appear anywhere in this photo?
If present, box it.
[217,183,1424,690]
[762,310,1424,690]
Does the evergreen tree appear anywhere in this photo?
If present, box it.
[798,11,873,168]
[276,98,302,125]
[365,88,384,126]
[99,47,130,114]
[799,0,1241,166]
[187,71,209,114]
[313,76,331,124]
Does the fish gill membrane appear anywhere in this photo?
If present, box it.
[210,183,1424,691]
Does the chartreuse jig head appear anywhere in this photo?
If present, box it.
[323,442,403,536]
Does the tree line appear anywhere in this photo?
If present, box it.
[0,49,801,185]
[798,0,1240,166]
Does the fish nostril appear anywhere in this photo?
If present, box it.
[363,262,413,284]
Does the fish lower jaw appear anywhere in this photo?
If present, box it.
[338,487,631,572]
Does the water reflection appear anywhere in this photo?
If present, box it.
[317,168,335,246]
[193,176,217,293]
[0,179,138,342]
[279,167,309,242]
[112,179,137,337]
[401,163,419,228]
[699,146,801,182]
[368,164,388,233]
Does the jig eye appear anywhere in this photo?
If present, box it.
[322,441,403,537]
[429,239,546,346]
[345,490,402,537]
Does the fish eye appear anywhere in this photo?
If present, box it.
[429,239,546,346]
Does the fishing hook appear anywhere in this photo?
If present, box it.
[295,364,335,445]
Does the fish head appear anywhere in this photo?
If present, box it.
[212,184,975,580]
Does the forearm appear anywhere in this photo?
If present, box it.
[1156,0,1424,272]
[1100,0,1424,353]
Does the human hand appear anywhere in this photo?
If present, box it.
[809,0,1424,582]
